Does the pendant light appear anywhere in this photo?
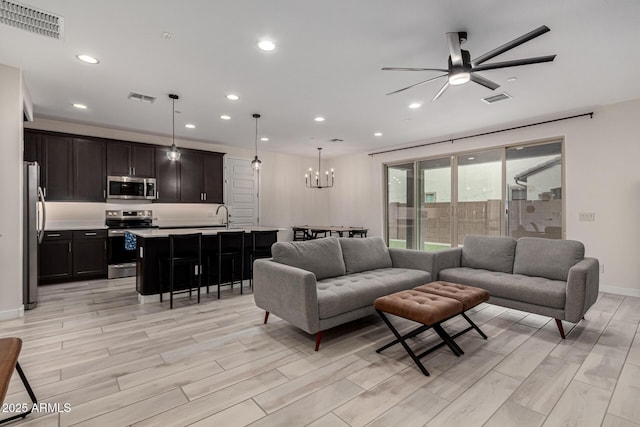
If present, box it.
[305,147,334,189]
[166,93,181,161]
[250,113,262,171]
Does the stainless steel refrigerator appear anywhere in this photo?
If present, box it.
[23,161,46,310]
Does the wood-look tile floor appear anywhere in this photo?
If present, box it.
[2,278,640,426]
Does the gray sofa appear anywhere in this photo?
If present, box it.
[253,236,435,350]
[435,235,599,338]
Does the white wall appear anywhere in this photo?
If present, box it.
[0,65,24,318]
[328,99,640,296]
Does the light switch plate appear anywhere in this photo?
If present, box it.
[579,212,595,221]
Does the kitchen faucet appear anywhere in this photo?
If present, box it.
[216,204,229,229]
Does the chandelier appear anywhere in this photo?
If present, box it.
[305,147,334,189]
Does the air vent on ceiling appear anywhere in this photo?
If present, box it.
[329,138,344,143]
[128,92,156,104]
[482,92,512,104]
[0,1,63,39]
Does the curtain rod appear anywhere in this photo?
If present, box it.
[368,112,594,157]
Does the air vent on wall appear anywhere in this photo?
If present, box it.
[128,92,156,104]
[329,138,344,142]
[0,1,63,39]
[482,93,512,104]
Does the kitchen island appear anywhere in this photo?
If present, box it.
[129,227,280,301]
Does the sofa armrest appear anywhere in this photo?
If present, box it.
[253,259,320,334]
[565,257,600,322]
[388,248,436,277]
[434,248,463,278]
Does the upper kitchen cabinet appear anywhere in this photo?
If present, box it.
[154,147,224,204]
[155,146,180,203]
[73,138,106,202]
[106,142,155,177]
[179,149,204,203]
[24,130,73,201]
[202,151,224,203]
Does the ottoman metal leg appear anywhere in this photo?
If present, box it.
[376,310,430,376]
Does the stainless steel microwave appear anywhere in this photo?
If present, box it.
[106,176,157,200]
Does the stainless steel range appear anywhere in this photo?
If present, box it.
[106,210,155,279]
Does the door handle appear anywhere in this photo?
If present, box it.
[47,233,60,237]
[132,167,136,176]
[68,242,72,252]
[85,232,97,236]
[204,192,207,201]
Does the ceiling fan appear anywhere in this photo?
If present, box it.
[382,25,556,101]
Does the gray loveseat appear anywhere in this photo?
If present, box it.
[435,235,599,338]
[253,236,435,350]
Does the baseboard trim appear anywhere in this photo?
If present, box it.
[601,285,640,298]
[0,305,25,320]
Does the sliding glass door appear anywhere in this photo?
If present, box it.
[506,142,563,239]
[417,157,452,251]
[385,140,563,249]
[386,163,415,249]
[456,150,503,245]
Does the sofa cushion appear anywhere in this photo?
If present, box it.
[461,236,517,273]
[339,237,392,274]
[272,237,346,280]
[316,268,431,319]
[513,237,584,281]
[439,267,566,309]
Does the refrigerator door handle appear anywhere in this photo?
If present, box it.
[37,186,46,243]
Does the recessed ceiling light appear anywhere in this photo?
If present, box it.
[314,117,325,122]
[374,132,383,137]
[76,54,99,64]
[185,124,195,129]
[72,103,87,109]
[507,77,518,82]
[409,103,422,109]
[468,157,475,160]
[260,137,269,142]
[220,115,231,120]
[257,40,276,51]
[226,94,239,101]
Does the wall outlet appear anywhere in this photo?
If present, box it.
[579,212,595,221]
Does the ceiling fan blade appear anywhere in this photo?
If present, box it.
[470,73,500,90]
[471,25,551,66]
[446,32,464,66]
[385,74,447,95]
[432,81,450,102]
[472,55,556,72]
[381,67,448,72]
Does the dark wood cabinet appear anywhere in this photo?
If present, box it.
[179,150,204,203]
[39,229,107,283]
[155,147,180,202]
[39,231,73,282]
[73,138,106,201]
[202,152,224,203]
[25,129,224,204]
[72,230,108,277]
[107,142,155,177]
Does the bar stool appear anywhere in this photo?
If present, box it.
[159,233,202,309]
[249,230,278,290]
[309,228,328,239]
[217,231,245,299]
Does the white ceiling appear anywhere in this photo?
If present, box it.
[2,0,640,158]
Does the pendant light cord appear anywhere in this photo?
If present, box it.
[255,116,258,156]
[172,97,175,147]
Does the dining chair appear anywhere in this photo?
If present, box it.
[159,233,202,309]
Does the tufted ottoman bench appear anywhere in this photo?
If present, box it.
[374,282,489,376]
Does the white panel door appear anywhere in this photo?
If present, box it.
[225,157,258,227]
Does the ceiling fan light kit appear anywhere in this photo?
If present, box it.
[383,25,556,101]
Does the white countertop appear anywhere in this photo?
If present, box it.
[128,226,282,238]
[45,221,107,231]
